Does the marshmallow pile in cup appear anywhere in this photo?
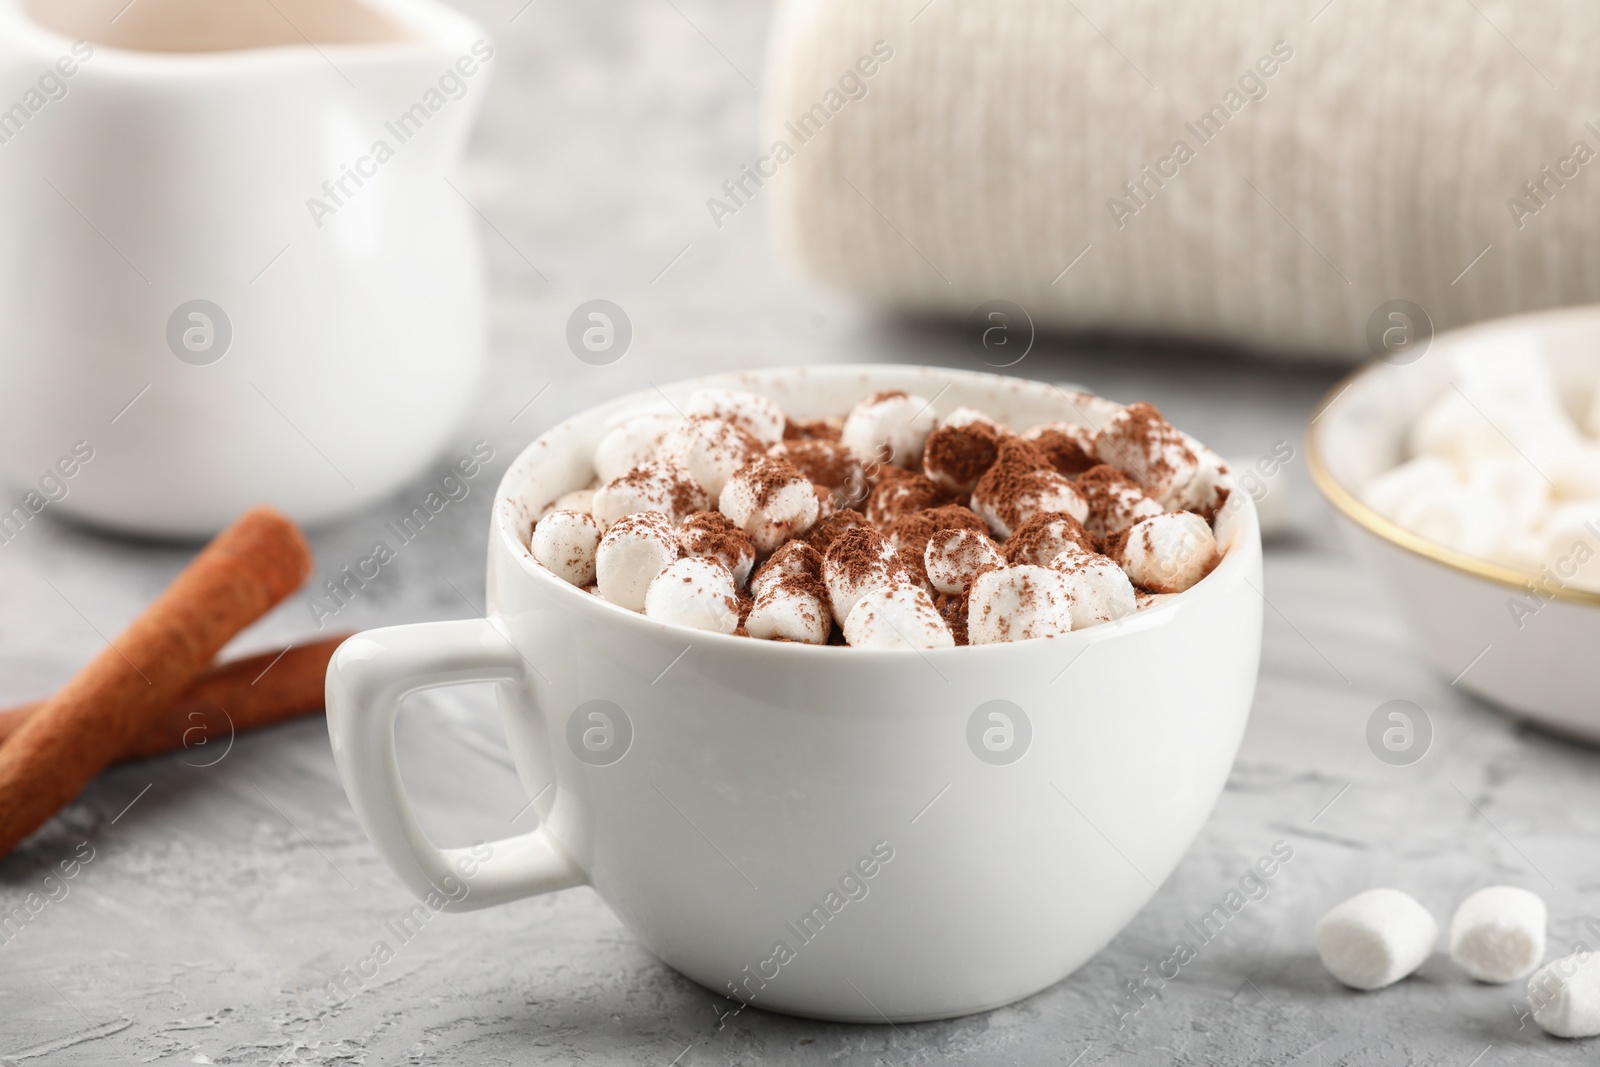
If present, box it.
[1362,339,1600,589]
[527,387,1233,648]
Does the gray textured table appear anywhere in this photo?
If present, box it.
[3,1,1598,1063]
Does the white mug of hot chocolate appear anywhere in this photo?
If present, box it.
[0,0,490,536]
[325,365,1264,1022]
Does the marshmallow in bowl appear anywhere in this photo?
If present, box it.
[967,565,1075,644]
[1049,548,1137,628]
[1022,421,1099,477]
[644,556,740,634]
[1003,511,1094,567]
[971,438,1088,538]
[678,511,756,587]
[531,509,601,586]
[1093,402,1201,504]
[593,414,678,483]
[841,390,936,467]
[844,584,954,649]
[685,387,786,447]
[538,488,595,520]
[770,438,866,506]
[657,415,763,504]
[750,539,824,598]
[866,471,947,527]
[591,461,708,528]
[925,527,1005,594]
[1075,465,1165,538]
[719,456,821,553]
[1119,512,1217,594]
[822,526,908,624]
[923,412,1004,494]
[596,512,682,610]
[746,575,832,644]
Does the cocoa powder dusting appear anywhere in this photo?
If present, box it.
[922,422,1001,491]
[775,439,860,489]
[679,511,754,568]
[934,592,969,646]
[1003,510,1093,566]
[804,509,869,554]
[1030,427,1097,477]
[783,416,843,441]
[887,503,989,556]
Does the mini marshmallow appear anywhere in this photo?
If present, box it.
[685,387,786,447]
[644,556,740,634]
[843,584,954,649]
[591,461,708,528]
[596,512,682,611]
[940,406,1002,430]
[1466,458,1549,533]
[967,565,1075,644]
[971,439,1089,538]
[678,511,756,586]
[750,539,824,599]
[769,438,866,503]
[1527,951,1600,1038]
[925,527,1005,594]
[538,488,595,520]
[1315,888,1438,991]
[1093,402,1200,504]
[746,578,832,644]
[718,457,820,554]
[1449,886,1546,984]
[1022,421,1099,477]
[1120,512,1217,593]
[1362,456,1460,525]
[840,390,936,467]
[922,418,1003,494]
[531,509,602,586]
[593,414,679,483]
[822,526,906,624]
[1174,435,1233,517]
[866,472,946,526]
[1075,465,1165,539]
[657,415,762,504]
[1393,485,1508,559]
[1004,511,1094,567]
[1049,548,1137,628]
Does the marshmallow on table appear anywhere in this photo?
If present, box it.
[1527,952,1600,1038]
[718,456,820,554]
[967,565,1074,644]
[678,511,756,586]
[843,583,953,649]
[840,390,936,467]
[531,509,602,586]
[644,556,740,634]
[746,575,832,644]
[822,526,907,624]
[596,512,682,611]
[1449,886,1546,984]
[593,414,679,483]
[657,415,763,504]
[1049,548,1136,628]
[1314,888,1438,991]
[1119,512,1217,593]
[591,461,708,528]
[925,527,1005,594]
[685,387,786,447]
[1093,401,1201,505]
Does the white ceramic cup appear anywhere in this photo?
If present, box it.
[326,365,1264,1022]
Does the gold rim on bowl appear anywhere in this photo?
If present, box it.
[1305,359,1600,609]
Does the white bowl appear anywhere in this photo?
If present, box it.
[328,364,1266,1022]
[1309,306,1600,742]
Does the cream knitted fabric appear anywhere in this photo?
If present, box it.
[761,0,1600,361]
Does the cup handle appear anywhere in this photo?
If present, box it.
[325,618,586,911]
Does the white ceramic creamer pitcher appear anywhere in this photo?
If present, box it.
[0,0,492,538]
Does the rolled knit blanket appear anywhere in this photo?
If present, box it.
[759,0,1600,361]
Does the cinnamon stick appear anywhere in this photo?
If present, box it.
[0,636,348,761]
[0,507,313,855]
